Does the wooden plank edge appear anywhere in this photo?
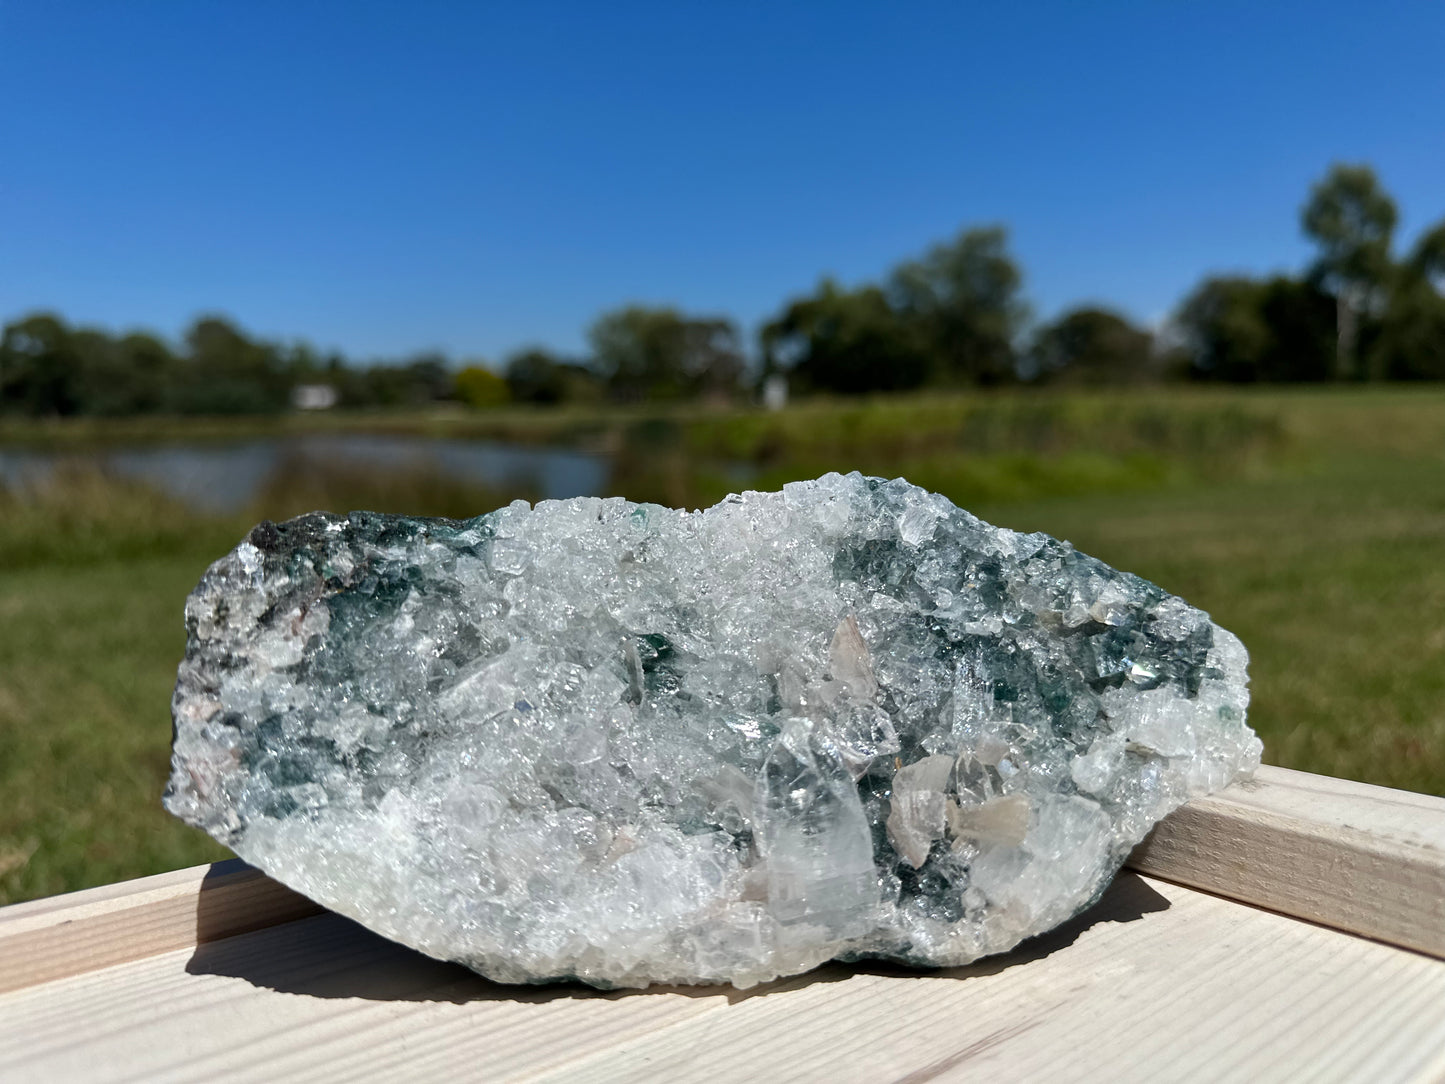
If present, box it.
[1127,765,1445,960]
[2,766,1441,995]
[0,859,322,995]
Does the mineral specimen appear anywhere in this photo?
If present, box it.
[165,473,1260,988]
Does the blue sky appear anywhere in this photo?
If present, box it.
[1,2,1442,363]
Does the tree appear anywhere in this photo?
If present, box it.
[887,226,1028,385]
[0,312,85,415]
[1026,306,1155,385]
[1171,278,1269,382]
[64,329,181,415]
[348,352,455,406]
[1301,164,1398,379]
[400,353,454,402]
[588,306,744,402]
[1172,275,1334,383]
[1412,220,1445,284]
[503,348,602,405]
[1374,220,1445,380]
[680,319,747,402]
[69,327,125,415]
[505,348,567,404]
[280,341,326,382]
[180,315,290,413]
[760,279,930,395]
[112,332,179,413]
[455,364,510,408]
[1253,277,1338,382]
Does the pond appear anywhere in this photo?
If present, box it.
[0,434,610,513]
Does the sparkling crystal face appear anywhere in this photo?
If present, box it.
[165,473,1259,989]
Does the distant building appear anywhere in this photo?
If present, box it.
[291,384,339,410]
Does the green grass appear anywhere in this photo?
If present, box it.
[3,386,1444,904]
[0,461,527,905]
[0,553,234,899]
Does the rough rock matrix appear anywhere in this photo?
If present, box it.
[165,473,1259,988]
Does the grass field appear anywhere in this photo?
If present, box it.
[3,387,1444,904]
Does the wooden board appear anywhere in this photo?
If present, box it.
[0,858,320,995]
[2,766,1444,1081]
[1129,765,1445,958]
[3,764,1440,997]
[1,874,1442,1083]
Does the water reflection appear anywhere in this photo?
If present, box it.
[0,435,608,513]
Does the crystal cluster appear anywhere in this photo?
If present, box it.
[165,473,1259,988]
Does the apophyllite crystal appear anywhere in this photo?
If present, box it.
[165,473,1259,988]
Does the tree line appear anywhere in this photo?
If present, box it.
[0,313,466,417]
[2,163,1443,418]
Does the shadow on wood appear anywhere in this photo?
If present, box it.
[189,858,324,944]
[183,868,1169,1004]
[839,872,1171,983]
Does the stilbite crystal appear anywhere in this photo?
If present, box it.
[165,473,1260,988]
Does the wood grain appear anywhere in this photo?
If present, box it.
[1,874,1441,1083]
[1127,765,1445,958]
[0,858,321,995]
[1,764,1441,1003]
